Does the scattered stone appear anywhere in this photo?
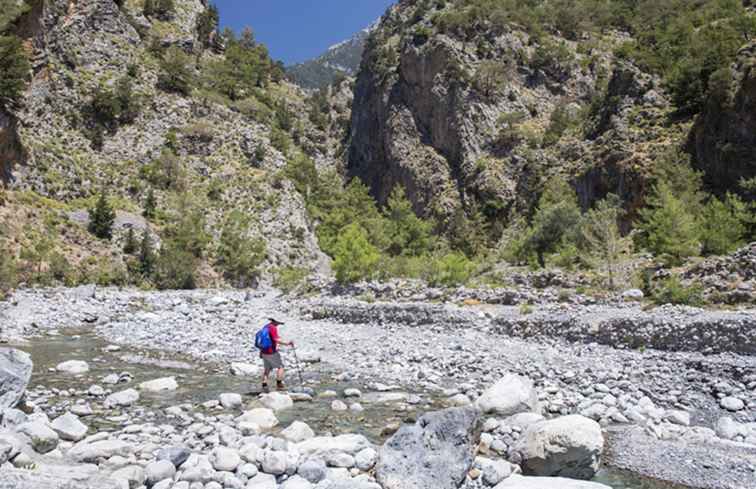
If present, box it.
[138,377,178,393]
[281,421,315,442]
[219,393,243,409]
[237,408,279,430]
[720,397,745,412]
[55,360,89,374]
[50,412,88,441]
[105,389,140,408]
[144,460,176,487]
[259,392,294,411]
[475,374,538,416]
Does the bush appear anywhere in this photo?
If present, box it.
[0,35,29,111]
[162,192,211,258]
[524,177,581,267]
[158,47,193,95]
[273,267,309,293]
[90,76,141,126]
[216,210,266,288]
[142,188,157,219]
[140,149,183,190]
[428,253,474,287]
[154,245,197,290]
[88,190,116,240]
[0,243,18,296]
[333,223,380,284]
[384,186,434,257]
[652,275,703,306]
[144,0,175,20]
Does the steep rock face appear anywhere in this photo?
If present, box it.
[347,1,666,224]
[690,42,756,197]
[4,0,331,279]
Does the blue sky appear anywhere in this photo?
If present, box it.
[214,1,395,65]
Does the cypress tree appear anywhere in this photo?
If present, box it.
[123,228,137,255]
[88,190,116,240]
[143,188,156,220]
[138,229,156,276]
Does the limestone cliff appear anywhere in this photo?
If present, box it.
[690,42,756,197]
[1,0,331,283]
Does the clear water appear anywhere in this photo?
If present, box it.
[9,329,689,489]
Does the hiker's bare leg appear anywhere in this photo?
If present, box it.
[262,369,270,385]
[276,368,285,382]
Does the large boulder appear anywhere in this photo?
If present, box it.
[0,348,33,409]
[69,440,132,463]
[514,415,604,480]
[475,374,538,416]
[376,406,481,489]
[494,474,611,489]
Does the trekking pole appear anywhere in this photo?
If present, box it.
[291,345,305,389]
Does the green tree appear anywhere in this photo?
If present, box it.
[216,210,267,288]
[143,188,157,219]
[333,223,380,284]
[0,35,30,111]
[525,177,582,267]
[88,190,116,240]
[138,229,156,276]
[699,193,749,256]
[158,47,193,95]
[581,194,633,289]
[385,186,434,256]
[123,228,138,255]
[637,181,700,265]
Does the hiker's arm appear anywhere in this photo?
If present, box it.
[279,339,294,347]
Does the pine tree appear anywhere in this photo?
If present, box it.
[638,181,700,265]
[385,186,433,257]
[143,188,156,220]
[123,228,137,255]
[88,190,116,240]
[216,210,266,288]
[333,223,380,284]
[699,193,749,256]
[138,229,155,276]
[581,194,633,289]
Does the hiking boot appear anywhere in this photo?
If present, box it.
[262,383,269,393]
[276,380,285,391]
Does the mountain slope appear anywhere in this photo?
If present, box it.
[287,22,376,90]
[347,0,755,233]
[0,0,331,289]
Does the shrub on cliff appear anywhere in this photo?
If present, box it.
[0,34,29,111]
[699,193,750,256]
[158,47,193,96]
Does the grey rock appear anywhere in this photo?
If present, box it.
[144,460,176,487]
[376,406,480,489]
[56,360,90,374]
[246,473,277,489]
[110,465,145,489]
[720,396,745,412]
[475,375,538,416]
[515,415,604,480]
[104,389,140,408]
[0,348,32,409]
[298,458,327,483]
[18,421,59,454]
[50,412,88,441]
[281,421,315,442]
[156,446,191,467]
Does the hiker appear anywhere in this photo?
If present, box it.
[255,318,294,392]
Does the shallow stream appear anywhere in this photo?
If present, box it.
[9,329,689,489]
